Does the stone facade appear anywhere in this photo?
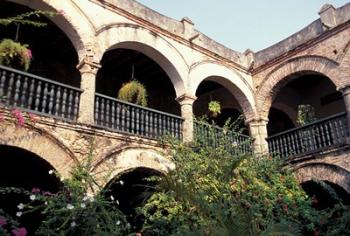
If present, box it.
[2,0,350,192]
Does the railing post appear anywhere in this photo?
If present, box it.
[340,85,350,137]
[176,94,196,142]
[76,59,100,124]
[246,118,269,155]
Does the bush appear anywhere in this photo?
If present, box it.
[138,134,314,235]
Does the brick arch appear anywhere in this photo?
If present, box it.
[96,24,188,97]
[0,123,76,178]
[294,163,350,194]
[6,0,94,60]
[339,42,350,87]
[256,56,340,119]
[91,145,174,187]
[189,61,256,121]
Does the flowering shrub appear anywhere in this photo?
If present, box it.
[0,143,130,235]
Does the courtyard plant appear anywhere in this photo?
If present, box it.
[0,10,59,72]
[118,80,148,107]
[208,100,221,118]
[0,39,32,71]
[137,120,350,236]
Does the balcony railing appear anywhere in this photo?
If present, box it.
[194,121,252,154]
[267,112,349,158]
[95,93,183,139]
[0,65,82,120]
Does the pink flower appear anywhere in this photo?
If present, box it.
[58,9,65,15]
[11,227,27,236]
[31,187,40,193]
[28,113,39,124]
[26,49,32,59]
[0,216,7,226]
[11,109,25,127]
[42,191,53,196]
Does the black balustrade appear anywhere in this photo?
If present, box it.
[194,121,252,154]
[95,93,183,139]
[267,112,349,158]
[0,65,82,120]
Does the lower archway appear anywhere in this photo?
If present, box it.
[301,180,350,210]
[0,145,61,234]
[104,167,162,231]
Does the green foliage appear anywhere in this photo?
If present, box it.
[138,131,309,236]
[0,10,57,28]
[0,39,31,71]
[208,100,221,116]
[118,80,148,107]
[296,104,316,126]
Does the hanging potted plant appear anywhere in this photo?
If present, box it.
[0,38,32,71]
[117,80,148,107]
[208,100,221,118]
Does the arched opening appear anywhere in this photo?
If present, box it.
[266,72,347,157]
[268,72,345,136]
[0,145,61,234]
[194,79,248,134]
[104,167,162,231]
[301,180,350,210]
[96,48,180,115]
[268,108,295,135]
[0,1,80,86]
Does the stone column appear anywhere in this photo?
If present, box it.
[246,118,269,155]
[176,94,197,142]
[77,59,101,124]
[340,85,350,134]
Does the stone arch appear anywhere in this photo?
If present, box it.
[96,24,188,97]
[256,56,341,119]
[294,163,350,194]
[92,145,174,187]
[189,61,256,121]
[6,0,94,60]
[0,123,76,178]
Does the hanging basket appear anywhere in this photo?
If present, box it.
[0,38,32,71]
[117,80,148,107]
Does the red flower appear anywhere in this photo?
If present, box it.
[0,216,7,226]
[282,204,288,213]
[11,227,27,236]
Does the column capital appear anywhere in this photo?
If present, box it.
[245,117,269,126]
[176,93,197,105]
[77,58,101,75]
[338,84,350,96]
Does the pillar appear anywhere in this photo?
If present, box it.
[246,118,269,155]
[77,59,101,124]
[176,94,197,142]
[340,85,350,134]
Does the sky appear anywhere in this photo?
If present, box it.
[136,0,349,52]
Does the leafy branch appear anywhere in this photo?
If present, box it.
[0,10,58,28]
